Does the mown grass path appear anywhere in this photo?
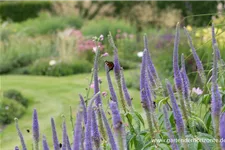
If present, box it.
[0,71,141,150]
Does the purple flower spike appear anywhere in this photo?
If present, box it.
[51,118,60,150]
[184,27,206,83]
[93,45,102,106]
[73,109,83,150]
[166,80,185,138]
[92,109,101,149]
[211,47,222,141]
[140,49,150,110]
[163,106,179,150]
[32,109,39,150]
[62,120,67,150]
[79,94,87,124]
[121,68,132,107]
[173,23,183,91]
[109,101,126,149]
[100,105,118,150]
[181,54,190,100]
[15,146,19,150]
[105,64,118,104]
[212,24,221,60]
[220,113,225,150]
[85,92,100,150]
[15,118,27,150]
[113,49,121,81]
[42,135,49,150]
[144,35,158,81]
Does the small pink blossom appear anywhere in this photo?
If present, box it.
[101,52,109,57]
[92,46,98,53]
[99,34,104,41]
[192,87,203,95]
[90,83,94,89]
[102,91,107,97]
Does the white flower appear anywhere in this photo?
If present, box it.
[192,87,203,95]
[49,60,56,66]
[99,34,104,41]
[137,51,143,57]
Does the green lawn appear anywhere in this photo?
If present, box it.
[0,70,142,150]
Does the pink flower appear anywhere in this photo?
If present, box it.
[93,46,97,53]
[99,35,104,41]
[101,52,109,57]
[192,87,203,95]
[90,83,94,89]
[102,91,107,97]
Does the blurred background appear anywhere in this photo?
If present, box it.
[0,1,224,149]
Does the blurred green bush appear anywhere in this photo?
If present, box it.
[29,59,92,76]
[0,97,26,125]
[3,89,29,107]
[0,1,52,22]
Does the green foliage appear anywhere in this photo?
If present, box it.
[0,97,26,125]
[0,1,52,22]
[81,18,136,39]
[29,59,92,76]
[3,89,29,107]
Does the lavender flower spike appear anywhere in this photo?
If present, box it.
[100,105,118,150]
[51,118,60,150]
[110,101,127,150]
[32,109,39,150]
[85,92,101,150]
[105,64,118,105]
[15,118,27,150]
[212,24,221,60]
[220,113,225,150]
[73,109,83,150]
[42,135,49,150]
[163,106,179,150]
[92,109,101,149]
[121,68,132,107]
[211,47,222,148]
[15,146,19,150]
[79,94,87,124]
[62,119,67,150]
[173,22,183,91]
[166,80,185,138]
[184,27,206,83]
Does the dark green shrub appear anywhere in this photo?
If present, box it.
[0,1,52,22]
[0,97,26,125]
[29,59,92,76]
[3,89,29,107]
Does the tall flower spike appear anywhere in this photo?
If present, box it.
[79,94,87,124]
[121,68,132,107]
[163,106,179,150]
[42,135,49,150]
[100,105,118,150]
[184,27,206,83]
[211,46,222,148]
[62,119,67,150]
[85,92,100,150]
[32,109,39,150]
[220,113,225,150]
[140,49,150,110]
[15,146,19,150]
[51,118,60,150]
[212,24,221,60]
[110,101,127,149]
[15,118,27,150]
[166,80,185,138]
[173,23,183,91]
[105,64,118,104]
[92,109,101,149]
[73,109,83,150]
[93,43,102,106]
[181,53,191,114]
